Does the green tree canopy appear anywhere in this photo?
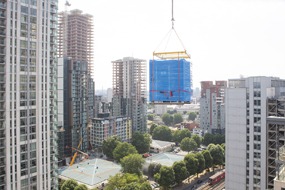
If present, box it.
[184,153,198,176]
[61,179,78,190]
[121,183,140,190]
[74,184,88,190]
[149,123,158,135]
[131,132,152,154]
[148,114,155,121]
[202,150,213,170]
[202,133,225,146]
[113,142,138,162]
[162,113,173,126]
[188,112,197,121]
[156,166,175,189]
[172,161,189,184]
[102,136,121,159]
[140,182,152,190]
[148,163,162,177]
[105,173,149,190]
[194,152,205,176]
[180,137,197,152]
[173,113,183,124]
[172,129,191,143]
[208,144,224,166]
[120,154,145,175]
[191,134,202,147]
[152,126,172,141]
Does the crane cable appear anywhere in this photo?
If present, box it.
[154,0,187,53]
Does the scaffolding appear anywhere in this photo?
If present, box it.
[266,97,285,189]
[58,9,94,75]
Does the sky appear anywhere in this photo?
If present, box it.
[59,0,285,90]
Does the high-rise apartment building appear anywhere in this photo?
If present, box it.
[200,81,227,134]
[58,9,93,70]
[112,57,147,133]
[57,9,94,159]
[225,76,285,190]
[0,0,59,189]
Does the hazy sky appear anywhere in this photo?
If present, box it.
[59,0,285,90]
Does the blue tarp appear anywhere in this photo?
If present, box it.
[149,59,191,103]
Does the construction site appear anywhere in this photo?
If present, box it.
[267,97,285,189]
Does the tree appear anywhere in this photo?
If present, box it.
[191,134,202,147]
[74,184,88,190]
[121,183,140,190]
[172,161,189,184]
[105,173,149,190]
[162,113,173,126]
[180,137,197,152]
[202,133,214,146]
[120,154,145,175]
[148,163,162,177]
[194,152,205,177]
[149,123,158,135]
[156,166,175,189]
[188,112,197,121]
[184,153,198,176]
[152,126,172,141]
[102,136,121,159]
[173,113,183,124]
[208,144,224,166]
[113,142,138,162]
[140,182,152,190]
[172,129,191,143]
[131,132,152,154]
[202,150,213,171]
[61,179,78,190]
[148,114,154,121]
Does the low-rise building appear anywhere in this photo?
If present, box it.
[150,140,175,153]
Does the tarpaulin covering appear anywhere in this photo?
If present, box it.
[149,59,191,103]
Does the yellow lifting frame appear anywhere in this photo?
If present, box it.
[153,50,190,60]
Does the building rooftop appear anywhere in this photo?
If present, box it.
[58,158,121,189]
[151,140,175,149]
[145,152,184,167]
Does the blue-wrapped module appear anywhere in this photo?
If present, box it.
[149,59,191,103]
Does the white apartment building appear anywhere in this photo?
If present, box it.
[90,117,132,147]
[0,0,59,189]
[200,81,227,134]
[112,57,147,133]
[225,76,285,190]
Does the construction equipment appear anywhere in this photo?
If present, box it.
[69,138,84,166]
[149,0,192,105]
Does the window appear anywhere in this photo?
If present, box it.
[254,109,261,114]
[254,144,261,150]
[254,100,261,106]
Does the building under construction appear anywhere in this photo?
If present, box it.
[112,57,147,133]
[267,97,285,189]
[58,9,94,72]
[57,8,95,160]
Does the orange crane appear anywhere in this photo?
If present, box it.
[69,138,89,166]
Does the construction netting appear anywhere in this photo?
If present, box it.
[149,59,191,103]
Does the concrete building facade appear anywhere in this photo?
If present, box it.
[225,76,285,190]
[112,57,147,133]
[200,81,227,134]
[90,117,132,147]
[0,0,59,189]
[58,9,94,158]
